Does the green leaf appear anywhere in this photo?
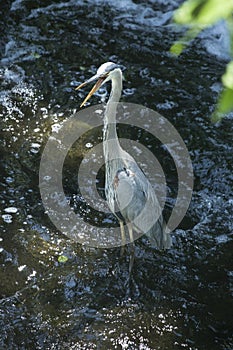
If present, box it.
[58,255,68,263]
[174,0,233,26]
[222,61,233,89]
[197,0,233,25]
[211,63,233,121]
[212,87,233,121]
[169,27,202,56]
[218,88,233,113]
[170,42,185,56]
[174,0,200,24]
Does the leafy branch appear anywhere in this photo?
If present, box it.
[171,0,233,121]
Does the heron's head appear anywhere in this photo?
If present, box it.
[75,62,121,107]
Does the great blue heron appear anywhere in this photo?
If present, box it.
[76,62,172,251]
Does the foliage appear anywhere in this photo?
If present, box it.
[171,0,233,121]
[58,255,69,263]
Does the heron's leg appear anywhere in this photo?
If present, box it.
[127,222,135,274]
[119,220,126,256]
[127,222,134,243]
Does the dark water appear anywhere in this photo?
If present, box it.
[0,1,233,349]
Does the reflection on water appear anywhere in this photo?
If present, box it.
[0,0,233,349]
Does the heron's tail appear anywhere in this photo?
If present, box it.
[146,216,172,250]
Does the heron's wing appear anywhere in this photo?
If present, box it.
[114,160,172,249]
[114,162,160,224]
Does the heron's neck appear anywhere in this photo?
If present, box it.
[103,71,122,155]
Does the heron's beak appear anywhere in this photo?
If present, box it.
[75,74,106,108]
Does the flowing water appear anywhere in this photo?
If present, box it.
[0,1,233,349]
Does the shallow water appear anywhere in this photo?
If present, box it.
[0,1,233,349]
